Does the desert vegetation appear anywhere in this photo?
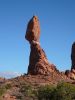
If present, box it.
[13,82,75,100]
[37,82,75,100]
[0,83,11,97]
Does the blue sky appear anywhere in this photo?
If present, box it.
[0,0,75,77]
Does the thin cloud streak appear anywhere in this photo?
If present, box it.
[0,71,22,79]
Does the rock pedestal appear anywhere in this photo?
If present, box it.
[25,16,58,75]
[28,41,57,75]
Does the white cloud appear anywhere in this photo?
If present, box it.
[0,71,22,79]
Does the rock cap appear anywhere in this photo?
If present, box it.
[25,16,40,43]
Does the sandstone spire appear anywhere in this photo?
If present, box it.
[25,16,58,75]
[71,42,75,69]
[65,42,75,79]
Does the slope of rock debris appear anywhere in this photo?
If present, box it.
[0,74,74,100]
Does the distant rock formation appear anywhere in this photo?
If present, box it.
[65,42,75,79]
[25,16,58,75]
[71,42,75,69]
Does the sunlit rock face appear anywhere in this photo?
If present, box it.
[25,16,40,43]
[25,16,58,75]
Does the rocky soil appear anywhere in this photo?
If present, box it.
[0,73,74,100]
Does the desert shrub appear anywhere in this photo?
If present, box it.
[52,82,75,100]
[20,84,34,96]
[37,82,75,100]
[5,83,12,89]
[37,85,55,100]
[0,83,12,97]
[0,86,6,96]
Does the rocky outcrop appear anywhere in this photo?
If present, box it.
[28,41,58,75]
[71,42,75,69]
[25,16,58,75]
[65,42,75,79]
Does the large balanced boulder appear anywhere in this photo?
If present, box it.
[25,16,58,75]
[25,16,40,43]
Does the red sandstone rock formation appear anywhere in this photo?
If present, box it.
[71,42,75,69]
[25,16,40,43]
[25,16,58,75]
[65,42,75,79]
[28,41,57,75]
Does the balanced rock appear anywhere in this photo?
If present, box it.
[25,16,58,75]
[25,16,40,43]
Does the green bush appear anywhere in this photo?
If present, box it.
[37,85,55,100]
[37,82,75,100]
[0,86,6,96]
[52,82,75,100]
[20,84,34,96]
[0,84,12,97]
[5,83,12,89]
